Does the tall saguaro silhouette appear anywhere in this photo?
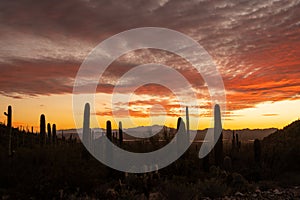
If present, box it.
[119,121,123,145]
[52,124,57,146]
[176,117,187,158]
[83,103,91,149]
[47,123,51,145]
[40,114,46,147]
[214,104,223,167]
[4,105,12,128]
[106,121,112,141]
[4,105,12,157]
[186,106,190,142]
[106,120,113,165]
[82,103,91,160]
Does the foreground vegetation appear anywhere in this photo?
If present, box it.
[0,105,299,199]
[0,121,299,199]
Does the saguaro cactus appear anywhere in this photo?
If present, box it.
[119,121,123,145]
[81,104,91,160]
[52,124,57,145]
[176,117,187,157]
[4,105,12,157]
[214,104,223,167]
[236,133,241,151]
[47,123,51,145]
[83,103,91,149]
[62,130,65,142]
[40,114,46,147]
[186,106,190,137]
[106,120,112,141]
[69,134,73,143]
[106,120,113,165]
[90,130,94,151]
[232,131,235,150]
[4,106,12,128]
[254,139,261,164]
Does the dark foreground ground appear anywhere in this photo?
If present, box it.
[0,121,299,199]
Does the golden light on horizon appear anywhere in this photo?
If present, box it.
[1,92,300,132]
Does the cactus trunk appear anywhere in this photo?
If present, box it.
[4,105,13,157]
[176,117,187,158]
[232,131,235,150]
[106,120,113,165]
[47,123,51,145]
[186,106,190,138]
[119,121,123,145]
[106,121,112,141]
[4,106,12,128]
[52,124,56,146]
[40,114,46,147]
[82,103,91,149]
[214,104,223,167]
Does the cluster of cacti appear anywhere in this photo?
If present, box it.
[214,104,223,167]
[1,105,60,154]
[81,103,123,161]
[39,114,58,147]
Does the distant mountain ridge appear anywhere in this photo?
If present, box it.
[58,125,277,142]
[263,119,300,142]
[262,119,300,172]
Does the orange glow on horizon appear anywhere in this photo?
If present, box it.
[1,93,300,132]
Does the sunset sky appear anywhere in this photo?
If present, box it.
[0,0,300,131]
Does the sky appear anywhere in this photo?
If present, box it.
[0,0,300,131]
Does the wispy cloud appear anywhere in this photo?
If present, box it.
[262,113,278,117]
